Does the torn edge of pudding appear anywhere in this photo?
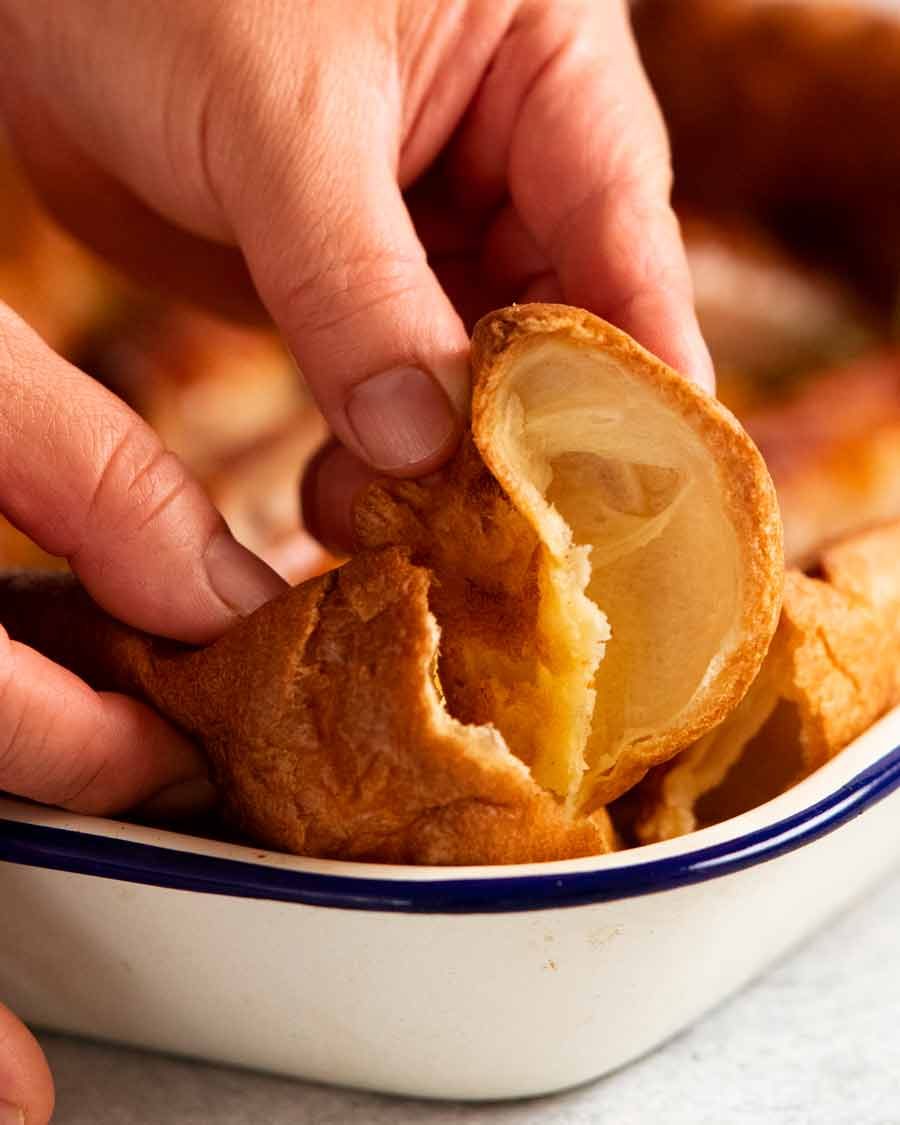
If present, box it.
[469,305,779,811]
[353,433,609,806]
[355,303,784,837]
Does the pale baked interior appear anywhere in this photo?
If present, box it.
[632,522,900,844]
[632,651,790,842]
[0,305,784,864]
[481,337,745,807]
[357,305,781,818]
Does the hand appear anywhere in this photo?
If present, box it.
[0,303,286,1122]
[0,4,712,1117]
[1,0,713,556]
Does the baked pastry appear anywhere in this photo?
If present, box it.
[629,521,900,845]
[356,305,782,812]
[0,305,783,863]
[745,352,900,566]
[0,551,616,864]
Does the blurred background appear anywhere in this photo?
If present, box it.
[2,0,900,582]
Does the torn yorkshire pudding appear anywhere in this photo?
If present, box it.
[0,305,782,865]
[629,521,900,845]
[356,304,783,813]
[0,555,613,864]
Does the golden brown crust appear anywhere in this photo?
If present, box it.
[355,435,548,751]
[819,521,900,701]
[209,548,612,864]
[471,305,783,803]
[0,559,612,864]
[357,304,783,813]
[0,304,784,863]
[630,521,900,844]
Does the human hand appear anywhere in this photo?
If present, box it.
[0,300,286,1122]
[0,5,712,1116]
[1,0,713,556]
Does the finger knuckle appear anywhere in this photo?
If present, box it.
[86,424,193,545]
[283,244,427,341]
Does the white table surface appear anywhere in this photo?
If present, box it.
[37,864,900,1125]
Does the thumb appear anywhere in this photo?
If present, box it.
[0,999,54,1125]
[223,114,469,477]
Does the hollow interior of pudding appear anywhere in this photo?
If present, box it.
[693,699,805,826]
[480,339,743,806]
[629,633,811,842]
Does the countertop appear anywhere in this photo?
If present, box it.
[39,864,900,1125]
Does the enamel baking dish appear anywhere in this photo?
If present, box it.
[2,705,900,1102]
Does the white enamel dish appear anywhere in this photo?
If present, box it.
[2,705,900,1101]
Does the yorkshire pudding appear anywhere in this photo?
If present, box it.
[0,305,783,863]
[357,305,783,812]
[631,521,900,844]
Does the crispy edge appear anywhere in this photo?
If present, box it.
[630,521,900,843]
[469,303,784,801]
[184,548,613,864]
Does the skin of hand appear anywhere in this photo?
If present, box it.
[0,2,713,1120]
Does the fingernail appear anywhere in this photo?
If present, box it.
[137,777,218,821]
[0,1100,24,1125]
[345,366,457,471]
[204,530,288,618]
[301,441,376,555]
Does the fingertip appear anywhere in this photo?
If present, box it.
[677,322,717,395]
[660,321,717,396]
[55,689,212,817]
[134,776,218,822]
[301,441,378,555]
[203,529,289,626]
[646,309,716,395]
[0,635,212,816]
[0,1002,54,1125]
[613,288,717,395]
[74,524,289,648]
[343,364,463,475]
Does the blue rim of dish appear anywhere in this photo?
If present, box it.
[2,742,900,914]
